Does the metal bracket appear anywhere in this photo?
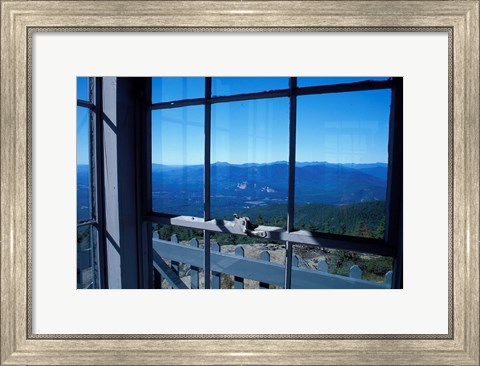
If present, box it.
[233,214,268,238]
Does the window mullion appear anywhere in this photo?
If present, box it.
[88,77,96,223]
[285,77,297,289]
[93,77,108,289]
[204,77,212,289]
[87,77,98,288]
[77,99,95,110]
[386,77,403,288]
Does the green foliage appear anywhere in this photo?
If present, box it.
[328,250,359,276]
[156,224,203,242]
[255,214,265,226]
[241,200,386,239]
[77,226,91,250]
[328,249,393,282]
[221,274,234,289]
[154,201,386,243]
[210,232,273,246]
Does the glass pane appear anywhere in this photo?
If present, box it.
[77,106,91,222]
[212,77,288,97]
[77,77,90,101]
[298,77,390,88]
[151,106,204,217]
[211,98,289,222]
[294,89,391,238]
[152,77,205,103]
[291,244,393,288]
[77,225,98,289]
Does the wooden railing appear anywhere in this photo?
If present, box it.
[153,234,392,289]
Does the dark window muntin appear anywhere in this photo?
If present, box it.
[148,78,394,111]
[76,77,107,289]
[146,77,402,288]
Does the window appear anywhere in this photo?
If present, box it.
[76,77,104,289]
[294,89,391,237]
[151,106,205,217]
[147,77,402,289]
[210,97,289,220]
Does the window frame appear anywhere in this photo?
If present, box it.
[144,77,403,289]
[76,77,108,289]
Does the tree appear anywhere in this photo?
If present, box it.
[158,225,173,240]
[373,216,386,239]
[255,214,265,226]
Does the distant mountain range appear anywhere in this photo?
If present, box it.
[150,161,387,217]
[78,161,387,221]
[77,161,388,242]
[152,161,387,171]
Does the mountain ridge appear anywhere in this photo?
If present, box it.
[149,161,388,168]
[78,161,388,223]
[149,161,387,217]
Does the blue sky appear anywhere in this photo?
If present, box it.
[77,77,89,101]
[77,77,391,165]
[295,89,391,164]
[77,78,90,164]
[77,106,90,165]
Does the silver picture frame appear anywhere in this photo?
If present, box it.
[1,1,478,365]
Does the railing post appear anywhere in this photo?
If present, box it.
[234,246,245,289]
[349,265,362,280]
[317,259,329,273]
[259,251,270,289]
[190,238,200,289]
[384,270,393,288]
[211,242,221,289]
[170,234,180,275]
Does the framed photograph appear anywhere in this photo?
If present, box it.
[1,1,478,365]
